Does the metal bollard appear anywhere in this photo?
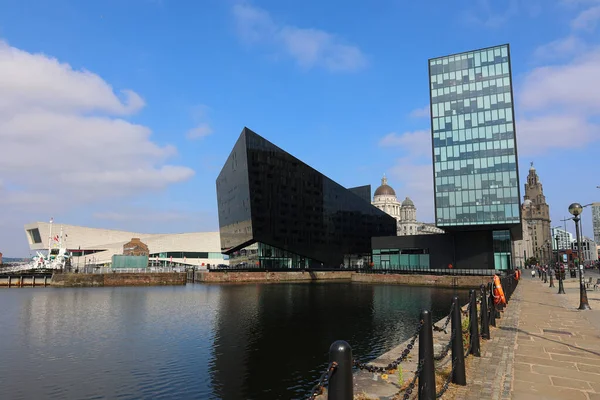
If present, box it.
[488,282,496,327]
[418,310,436,400]
[480,285,490,340]
[469,289,480,357]
[328,340,353,400]
[549,270,554,287]
[451,296,466,385]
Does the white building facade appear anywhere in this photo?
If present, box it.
[571,236,598,264]
[551,227,573,251]
[592,202,600,245]
[24,222,227,268]
[371,175,444,236]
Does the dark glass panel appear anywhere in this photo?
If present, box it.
[216,128,397,267]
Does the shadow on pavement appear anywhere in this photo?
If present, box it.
[499,326,600,357]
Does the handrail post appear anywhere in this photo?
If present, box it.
[469,289,480,357]
[451,296,466,385]
[488,283,496,327]
[418,310,436,400]
[328,340,353,400]
[480,284,490,340]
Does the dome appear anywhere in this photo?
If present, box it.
[402,197,415,207]
[374,174,396,197]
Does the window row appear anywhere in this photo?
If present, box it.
[436,170,517,186]
[431,75,511,96]
[435,162,517,178]
[432,85,512,104]
[436,189,519,205]
[434,123,514,141]
[435,139,515,155]
[432,93,513,117]
[435,156,517,171]
[436,203,520,224]
[431,63,510,88]
[433,112,513,132]
[433,133,515,148]
[435,149,515,163]
[429,46,509,71]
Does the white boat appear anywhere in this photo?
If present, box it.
[1,219,71,273]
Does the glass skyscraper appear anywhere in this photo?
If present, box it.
[429,44,521,228]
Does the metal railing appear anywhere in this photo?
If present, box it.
[205,266,509,276]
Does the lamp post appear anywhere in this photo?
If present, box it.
[568,203,591,310]
[556,234,565,294]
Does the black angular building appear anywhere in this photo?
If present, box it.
[216,128,397,268]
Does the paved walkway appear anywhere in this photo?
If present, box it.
[510,272,600,400]
[448,271,600,400]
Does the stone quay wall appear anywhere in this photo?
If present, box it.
[194,270,353,283]
[51,273,186,287]
[351,273,492,288]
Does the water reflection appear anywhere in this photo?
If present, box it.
[0,283,467,400]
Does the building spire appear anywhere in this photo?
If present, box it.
[382,173,388,186]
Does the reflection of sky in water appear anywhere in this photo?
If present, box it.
[0,283,467,400]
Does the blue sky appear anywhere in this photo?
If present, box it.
[1,0,599,257]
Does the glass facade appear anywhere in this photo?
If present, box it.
[492,230,511,270]
[216,128,397,268]
[372,248,430,270]
[429,44,521,227]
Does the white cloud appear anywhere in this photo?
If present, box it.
[521,48,600,112]
[532,35,588,61]
[93,210,199,222]
[572,4,600,30]
[517,114,599,154]
[379,130,431,157]
[186,123,213,140]
[0,39,194,212]
[232,3,367,72]
[0,41,144,116]
[409,106,430,118]
[389,159,435,222]
[379,130,435,222]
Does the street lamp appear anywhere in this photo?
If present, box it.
[568,203,591,310]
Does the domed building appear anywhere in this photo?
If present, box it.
[372,175,444,236]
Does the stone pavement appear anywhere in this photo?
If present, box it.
[449,271,600,400]
[509,272,600,400]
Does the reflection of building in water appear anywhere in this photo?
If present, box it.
[210,283,378,399]
[372,175,444,236]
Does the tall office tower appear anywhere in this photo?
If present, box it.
[522,163,552,263]
[592,203,600,245]
[429,44,522,269]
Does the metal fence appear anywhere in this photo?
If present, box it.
[205,266,508,276]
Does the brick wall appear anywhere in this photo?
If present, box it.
[51,272,186,287]
[351,273,491,288]
[195,270,353,283]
